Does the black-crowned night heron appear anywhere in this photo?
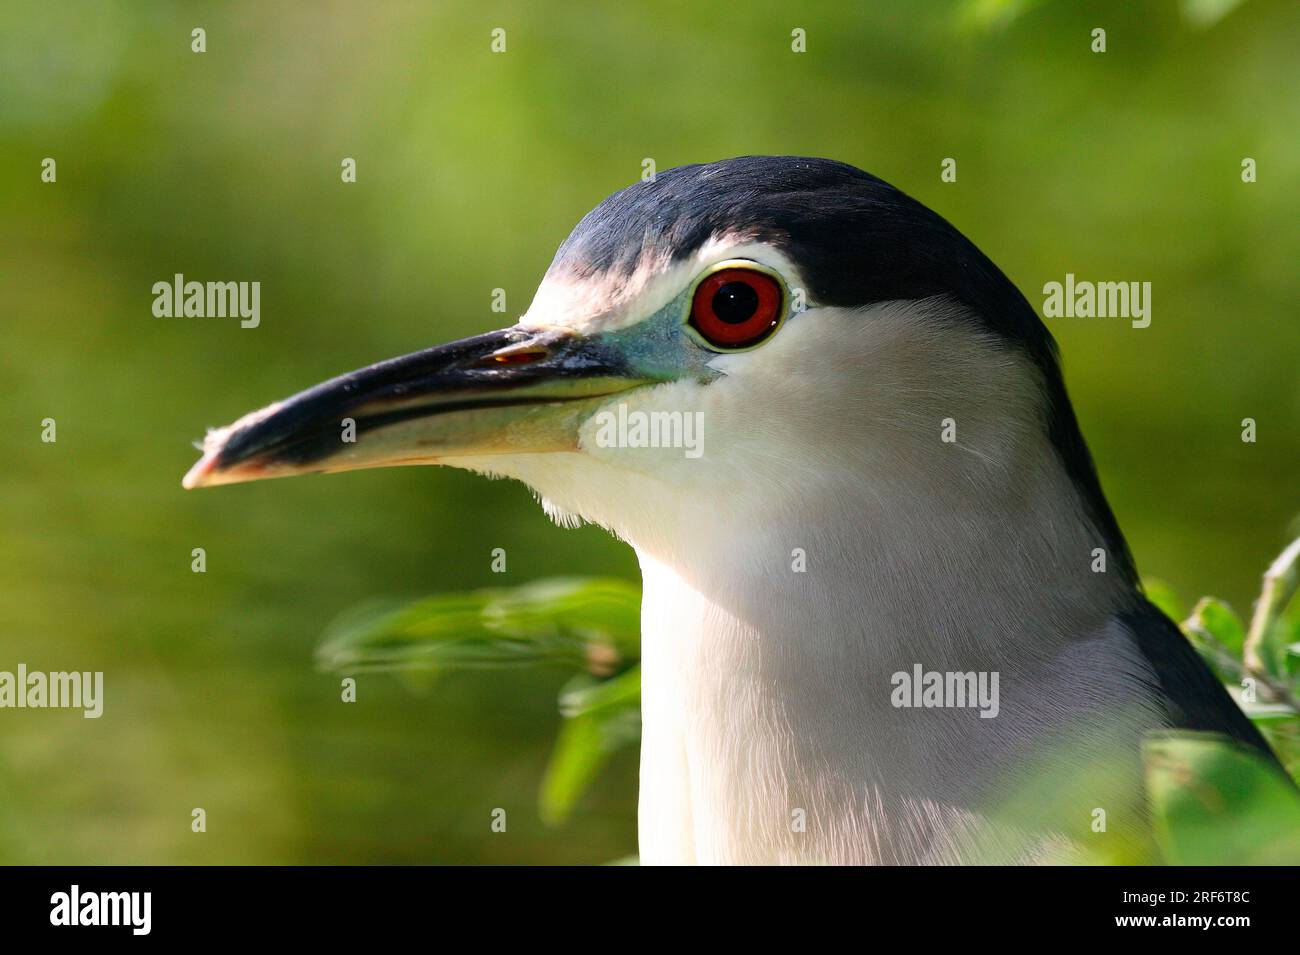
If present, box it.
[184,156,1276,864]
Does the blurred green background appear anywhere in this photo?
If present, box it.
[0,0,1296,863]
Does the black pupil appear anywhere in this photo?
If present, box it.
[712,281,759,324]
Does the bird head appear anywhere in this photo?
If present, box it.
[184,156,1131,577]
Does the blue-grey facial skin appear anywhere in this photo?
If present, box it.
[591,283,793,385]
[602,292,718,383]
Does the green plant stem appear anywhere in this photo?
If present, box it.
[1243,536,1300,677]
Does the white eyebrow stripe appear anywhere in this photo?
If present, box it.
[519,237,810,334]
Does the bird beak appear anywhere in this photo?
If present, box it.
[181,325,658,489]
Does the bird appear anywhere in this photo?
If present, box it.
[183,155,1278,864]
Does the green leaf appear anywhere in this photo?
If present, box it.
[1256,614,1297,681]
[540,667,641,824]
[315,577,642,675]
[559,665,641,719]
[1243,536,1300,681]
[1145,731,1300,864]
[1182,597,1249,684]
[1235,700,1298,721]
[1184,597,1246,655]
[317,578,646,825]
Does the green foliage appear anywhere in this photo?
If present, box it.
[542,667,641,825]
[1145,733,1300,864]
[317,577,640,674]
[320,537,1300,862]
[318,577,644,824]
[1140,538,1300,864]
[1164,537,1300,776]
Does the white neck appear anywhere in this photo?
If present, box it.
[463,301,1160,863]
[632,439,1149,865]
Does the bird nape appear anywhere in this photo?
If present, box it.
[183,155,1279,864]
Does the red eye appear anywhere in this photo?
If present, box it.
[689,267,785,349]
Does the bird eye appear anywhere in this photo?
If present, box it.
[688,266,785,350]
